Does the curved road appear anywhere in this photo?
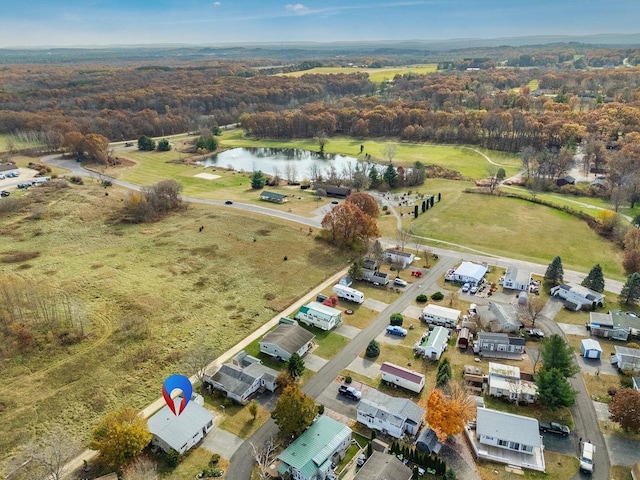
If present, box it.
[42,155,615,479]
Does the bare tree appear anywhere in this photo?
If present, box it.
[251,438,279,480]
[382,143,397,163]
[308,163,322,183]
[397,228,411,251]
[19,426,81,480]
[183,344,216,386]
[519,296,546,327]
[486,165,500,194]
[529,348,543,374]
[271,166,282,186]
[123,458,158,480]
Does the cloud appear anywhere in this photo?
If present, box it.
[285,3,309,15]
[213,1,221,5]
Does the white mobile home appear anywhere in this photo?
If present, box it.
[384,249,415,268]
[502,267,531,291]
[147,397,215,455]
[550,283,605,311]
[613,346,640,372]
[454,261,488,285]
[294,301,342,330]
[414,325,449,360]
[421,304,461,328]
[380,362,425,393]
[332,284,364,304]
[357,390,424,438]
[259,323,315,361]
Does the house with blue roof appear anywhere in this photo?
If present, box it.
[277,415,352,480]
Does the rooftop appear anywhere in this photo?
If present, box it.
[360,390,425,426]
[476,407,540,447]
[419,325,449,349]
[422,303,461,320]
[504,267,531,285]
[454,261,488,280]
[354,451,412,480]
[380,362,425,384]
[261,323,315,354]
[147,401,214,452]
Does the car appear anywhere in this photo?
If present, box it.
[224,200,233,205]
[0,191,9,197]
[470,285,479,294]
[539,421,570,436]
[580,441,595,473]
[526,329,545,339]
[331,200,339,204]
[124,142,134,147]
[338,385,362,400]
[17,183,30,189]
[0,173,5,179]
[462,283,471,293]
[393,278,408,287]
[356,454,367,467]
[7,172,18,178]
[386,325,407,337]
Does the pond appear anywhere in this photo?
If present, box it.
[200,147,363,182]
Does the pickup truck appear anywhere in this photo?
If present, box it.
[539,421,570,436]
[338,385,362,401]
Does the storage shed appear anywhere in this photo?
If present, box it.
[581,338,603,359]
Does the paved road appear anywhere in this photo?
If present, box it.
[536,298,611,480]
[227,258,457,480]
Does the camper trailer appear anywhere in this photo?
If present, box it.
[332,284,364,304]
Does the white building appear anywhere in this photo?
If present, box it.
[147,396,215,455]
[421,304,461,328]
[487,363,537,404]
[550,283,605,311]
[332,284,364,304]
[613,346,640,372]
[294,301,342,330]
[259,323,315,361]
[454,261,488,285]
[502,267,532,291]
[580,338,603,359]
[384,249,415,268]
[380,362,425,393]
[477,302,522,333]
[357,389,425,438]
[414,325,449,360]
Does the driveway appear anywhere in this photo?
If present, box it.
[334,324,361,339]
[604,434,640,467]
[575,355,618,376]
[201,428,244,459]
[304,353,328,372]
[401,305,423,320]
[557,322,589,336]
[362,298,389,312]
[347,356,381,378]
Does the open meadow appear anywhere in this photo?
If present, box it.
[0,180,349,470]
[279,64,438,83]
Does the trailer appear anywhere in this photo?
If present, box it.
[362,269,390,286]
[294,301,342,331]
[332,284,364,304]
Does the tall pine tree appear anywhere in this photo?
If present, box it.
[581,264,605,293]
[620,272,640,305]
[544,256,564,286]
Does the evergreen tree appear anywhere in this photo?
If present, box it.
[536,367,577,408]
[620,272,640,305]
[581,264,605,293]
[544,256,564,286]
[156,138,171,151]
[348,259,363,281]
[436,359,452,388]
[540,334,579,378]
[368,167,382,188]
[287,352,305,380]
[250,170,266,189]
[383,164,398,188]
[137,135,155,151]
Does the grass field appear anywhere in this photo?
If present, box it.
[477,451,578,480]
[280,64,438,83]
[0,181,349,470]
[0,133,44,152]
[610,465,632,480]
[408,181,625,279]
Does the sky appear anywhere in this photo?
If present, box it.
[0,0,639,48]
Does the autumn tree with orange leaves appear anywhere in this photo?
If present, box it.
[425,383,475,442]
[321,201,379,250]
[346,192,380,218]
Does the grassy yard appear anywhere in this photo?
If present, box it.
[581,371,621,403]
[410,186,625,279]
[0,181,349,467]
[280,64,438,83]
[0,133,44,152]
[477,451,578,480]
[299,324,350,359]
[611,465,632,480]
[157,448,229,480]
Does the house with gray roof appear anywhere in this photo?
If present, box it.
[589,310,640,341]
[260,323,315,361]
[277,415,352,480]
[356,389,425,438]
[453,261,488,286]
[203,351,278,404]
[384,249,415,268]
[354,451,412,480]
[467,407,545,472]
[550,283,605,311]
[477,302,522,334]
[502,267,532,291]
[474,332,525,360]
[613,346,640,372]
[147,395,214,454]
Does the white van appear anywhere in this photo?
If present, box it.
[579,441,595,473]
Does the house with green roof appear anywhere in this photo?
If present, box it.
[294,301,342,331]
[260,191,288,203]
[277,415,352,480]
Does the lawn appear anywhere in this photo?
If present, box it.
[581,371,621,403]
[0,181,349,466]
[298,323,350,359]
[409,186,625,279]
[610,465,632,480]
[157,448,228,480]
[0,133,44,152]
[477,451,578,480]
[280,64,438,83]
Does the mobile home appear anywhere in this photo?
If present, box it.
[332,284,364,304]
[294,301,342,330]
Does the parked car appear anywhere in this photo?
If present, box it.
[8,172,19,177]
[386,325,408,337]
[17,183,30,189]
[224,200,233,205]
[580,441,595,473]
[539,421,570,436]
[338,385,362,400]
[124,142,134,147]
[470,285,479,294]
[0,191,10,197]
[0,173,5,179]
[526,329,545,339]
[331,200,339,204]
[462,283,471,293]
[393,278,408,287]
[356,454,367,467]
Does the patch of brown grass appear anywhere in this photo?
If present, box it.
[1,250,40,263]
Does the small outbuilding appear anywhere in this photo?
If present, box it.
[416,428,441,455]
[556,175,576,187]
[581,338,603,359]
